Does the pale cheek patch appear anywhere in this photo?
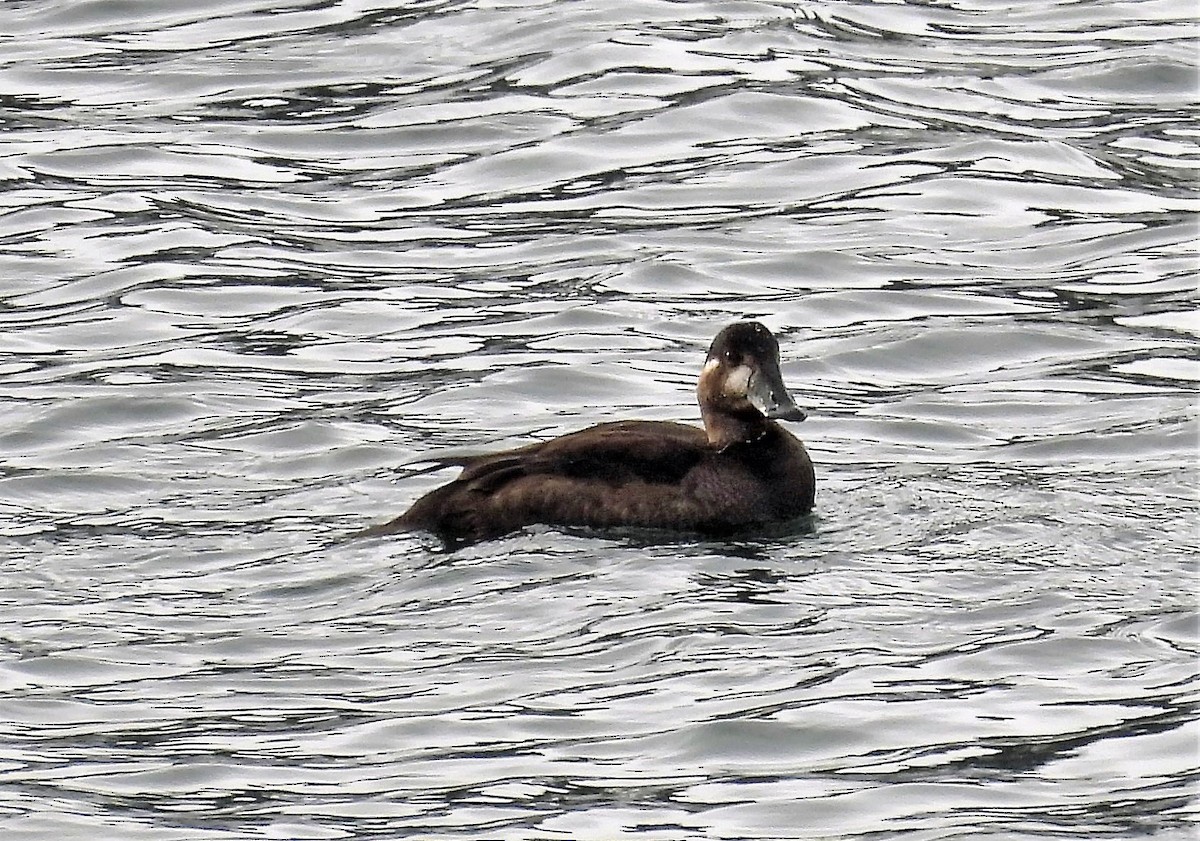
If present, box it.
[723,364,752,397]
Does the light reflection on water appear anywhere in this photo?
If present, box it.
[0,0,1196,839]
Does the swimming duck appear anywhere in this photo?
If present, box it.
[370,321,814,545]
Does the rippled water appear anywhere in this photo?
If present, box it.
[1,1,1197,838]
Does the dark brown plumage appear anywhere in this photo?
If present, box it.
[368,321,815,545]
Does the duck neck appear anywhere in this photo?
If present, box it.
[701,407,770,450]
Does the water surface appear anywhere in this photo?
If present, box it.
[0,1,1197,839]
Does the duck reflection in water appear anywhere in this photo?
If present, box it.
[369,321,815,546]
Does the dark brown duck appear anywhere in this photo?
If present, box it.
[370,321,815,545]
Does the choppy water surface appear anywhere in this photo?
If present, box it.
[1,1,1197,838]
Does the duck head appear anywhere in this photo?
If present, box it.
[697,321,806,448]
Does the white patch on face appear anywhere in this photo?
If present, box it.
[702,357,720,375]
[723,363,752,397]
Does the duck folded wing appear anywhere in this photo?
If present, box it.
[448,420,709,492]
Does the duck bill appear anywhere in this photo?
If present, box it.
[748,364,807,422]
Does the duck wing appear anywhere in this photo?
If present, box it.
[452,420,709,491]
[381,421,713,543]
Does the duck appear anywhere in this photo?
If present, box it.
[368,321,815,545]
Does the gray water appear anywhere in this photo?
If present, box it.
[1,1,1197,839]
